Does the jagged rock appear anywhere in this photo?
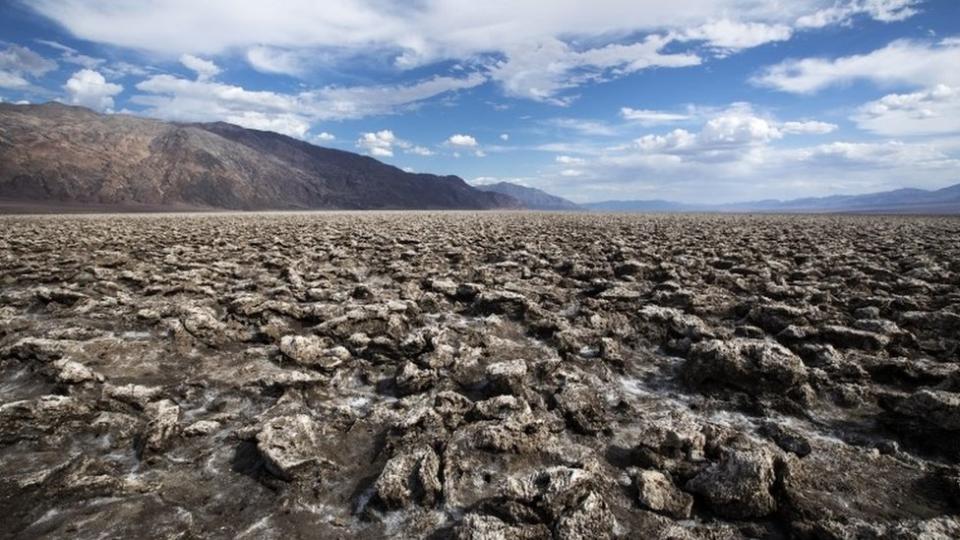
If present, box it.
[554,491,615,540]
[485,359,527,395]
[685,338,807,395]
[395,361,436,396]
[632,412,708,475]
[759,421,811,457]
[142,399,180,453]
[473,290,529,319]
[279,335,349,370]
[472,395,532,420]
[374,445,441,508]
[103,383,163,409]
[256,414,328,481]
[686,447,779,519]
[53,358,102,384]
[820,325,890,351]
[748,302,808,333]
[180,305,229,345]
[455,513,551,540]
[879,389,960,458]
[183,419,221,437]
[633,469,693,519]
[554,382,608,435]
[0,395,91,443]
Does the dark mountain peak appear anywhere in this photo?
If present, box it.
[0,104,519,211]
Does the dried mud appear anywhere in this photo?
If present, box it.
[1,212,959,539]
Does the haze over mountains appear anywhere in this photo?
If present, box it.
[584,184,960,214]
[474,182,581,211]
[0,103,516,211]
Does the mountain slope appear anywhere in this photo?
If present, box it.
[475,181,582,211]
[0,103,518,211]
[584,183,960,214]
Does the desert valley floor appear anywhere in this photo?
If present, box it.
[1,212,959,539]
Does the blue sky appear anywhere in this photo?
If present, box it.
[1,0,958,203]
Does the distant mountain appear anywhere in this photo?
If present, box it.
[475,181,582,211]
[584,184,960,214]
[582,200,691,212]
[0,103,519,211]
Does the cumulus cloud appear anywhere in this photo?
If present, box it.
[753,38,960,94]
[500,133,509,141]
[180,54,221,81]
[314,131,335,142]
[63,69,123,111]
[26,0,906,103]
[624,106,835,162]
[355,130,434,158]
[447,134,478,148]
[356,130,397,157]
[853,84,960,136]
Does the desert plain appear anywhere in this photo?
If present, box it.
[1,211,959,539]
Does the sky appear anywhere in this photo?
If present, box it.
[1,0,959,204]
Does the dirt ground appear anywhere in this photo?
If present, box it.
[1,212,958,539]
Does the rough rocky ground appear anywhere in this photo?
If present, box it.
[1,212,959,539]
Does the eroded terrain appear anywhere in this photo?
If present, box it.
[1,212,959,539]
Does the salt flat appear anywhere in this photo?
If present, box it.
[1,212,958,538]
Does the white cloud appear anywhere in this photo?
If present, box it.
[0,44,58,77]
[0,71,30,89]
[35,39,104,69]
[545,135,960,204]
[754,38,960,94]
[853,84,960,136]
[627,106,836,161]
[681,20,792,51]
[28,0,901,103]
[796,0,920,29]
[356,130,397,157]
[544,117,618,136]
[500,133,509,141]
[354,131,433,157]
[556,155,586,165]
[63,69,123,111]
[447,134,478,147]
[620,107,691,125]
[179,54,221,81]
[407,145,434,156]
[246,46,310,76]
[314,131,336,142]
[491,34,700,103]
[221,111,311,139]
[0,44,57,89]
[130,72,486,138]
[780,120,838,135]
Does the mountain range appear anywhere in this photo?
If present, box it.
[583,184,960,214]
[1,103,957,215]
[474,182,581,211]
[0,102,517,211]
